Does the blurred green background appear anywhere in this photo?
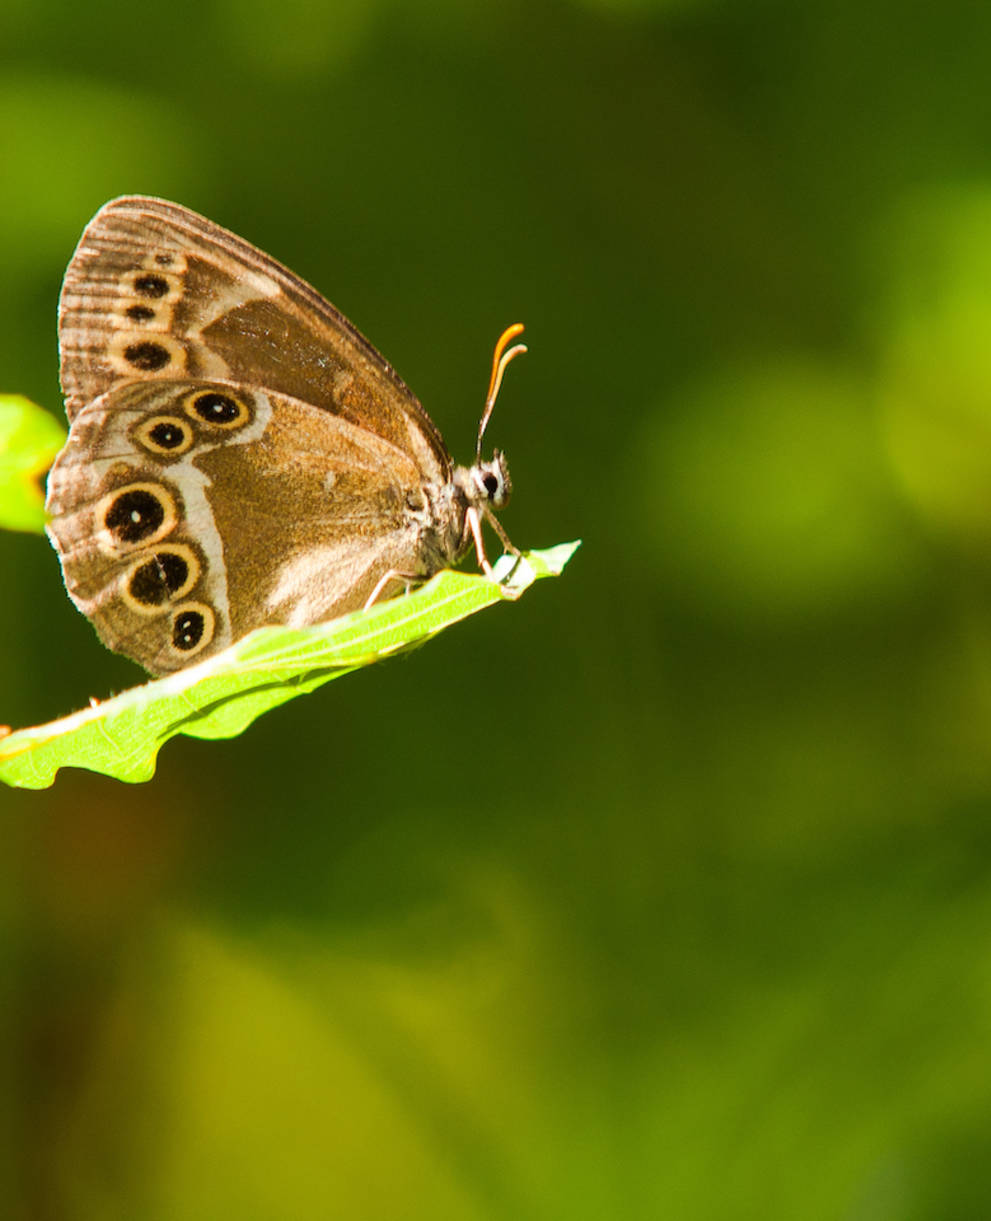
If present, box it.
[6,0,991,1217]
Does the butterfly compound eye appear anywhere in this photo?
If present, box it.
[473,450,512,509]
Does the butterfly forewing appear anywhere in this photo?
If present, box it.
[58,196,451,482]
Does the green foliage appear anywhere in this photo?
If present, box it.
[0,394,65,532]
[9,2,991,1219]
[0,542,578,788]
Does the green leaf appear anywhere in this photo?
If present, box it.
[0,395,66,532]
[0,541,580,789]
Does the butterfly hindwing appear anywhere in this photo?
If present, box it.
[46,377,431,673]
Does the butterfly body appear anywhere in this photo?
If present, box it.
[46,198,514,674]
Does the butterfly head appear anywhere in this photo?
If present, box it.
[465,448,512,510]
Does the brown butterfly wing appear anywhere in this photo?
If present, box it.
[58,195,451,483]
[46,377,435,674]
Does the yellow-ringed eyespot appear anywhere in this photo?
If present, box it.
[125,269,180,301]
[182,389,252,429]
[122,544,200,613]
[168,602,215,657]
[95,482,177,552]
[133,415,195,457]
[109,330,185,375]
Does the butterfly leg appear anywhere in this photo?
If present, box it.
[483,505,522,559]
[466,506,525,596]
[467,505,526,592]
[363,569,419,611]
[466,506,495,578]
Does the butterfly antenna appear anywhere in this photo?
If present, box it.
[476,323,526,461]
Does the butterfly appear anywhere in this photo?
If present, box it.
[45,197,525,675]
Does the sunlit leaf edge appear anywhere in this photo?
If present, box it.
[0,540,580,790]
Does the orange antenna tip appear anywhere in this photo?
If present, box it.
[477,324,526,458]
